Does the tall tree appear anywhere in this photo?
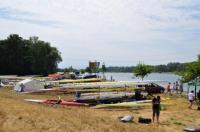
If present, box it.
[2,34,26,75]
[28,37,62,75]
[0,34,62,75]
[133,63,152,80]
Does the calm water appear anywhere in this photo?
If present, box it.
[101,72,199,92]
[102,72,181,82]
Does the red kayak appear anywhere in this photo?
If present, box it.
[25,99,88,106]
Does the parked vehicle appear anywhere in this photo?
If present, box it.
[76,73,98,79]
[137,83,165,94]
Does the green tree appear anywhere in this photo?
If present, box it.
[101,62,106,79]
[64,68,69,73]
[1,34,27,75]
[80,69,85,74]
[29,37,62,75]
[181,55,200,99]
[102,63,106,72]
[85,67,92,73]
[68,66,74,72]
[181,55,200,82]
[0,34,62,75]
[133,63,152,80]
[197,54,200,62]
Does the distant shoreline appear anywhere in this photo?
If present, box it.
[102,72,176,74]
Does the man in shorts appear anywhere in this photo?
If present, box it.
[188,90,194,109]
[152,96,161,123]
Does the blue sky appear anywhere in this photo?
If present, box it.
[0,0,200,68]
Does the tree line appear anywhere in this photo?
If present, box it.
[58,62,188,74]
[0,34,62,75]
[110,55,200,83]
[106,62,187,73]
[132,55,200,83]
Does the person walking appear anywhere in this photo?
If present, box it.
[188,90,195,109]
[152,96,161,123]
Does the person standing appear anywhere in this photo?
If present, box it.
[197,90,200,110]
[20,83,25,92]
[188,90,195,109]
[172,82,176,93]
[197,90,200,102]
[152,96,161,123]
[179,81,183,94]
[165,82,171,95]
[175,81,179,94]
[75,91,81,100]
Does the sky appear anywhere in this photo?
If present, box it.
[0,0,200,68]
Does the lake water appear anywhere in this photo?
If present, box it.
[101,72,199,92]
[103,72,181,82]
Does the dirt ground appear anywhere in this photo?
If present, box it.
[0,87,200,132]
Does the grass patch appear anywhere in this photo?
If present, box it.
[173,121,186,126]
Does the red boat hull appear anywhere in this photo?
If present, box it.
[43,99,88,106]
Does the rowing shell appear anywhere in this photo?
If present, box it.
[24,99,88,106]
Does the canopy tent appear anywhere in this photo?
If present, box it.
[14,79,44,92]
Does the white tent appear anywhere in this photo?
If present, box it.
[14,79,44,92]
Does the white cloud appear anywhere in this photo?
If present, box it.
[0,0,200,68]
